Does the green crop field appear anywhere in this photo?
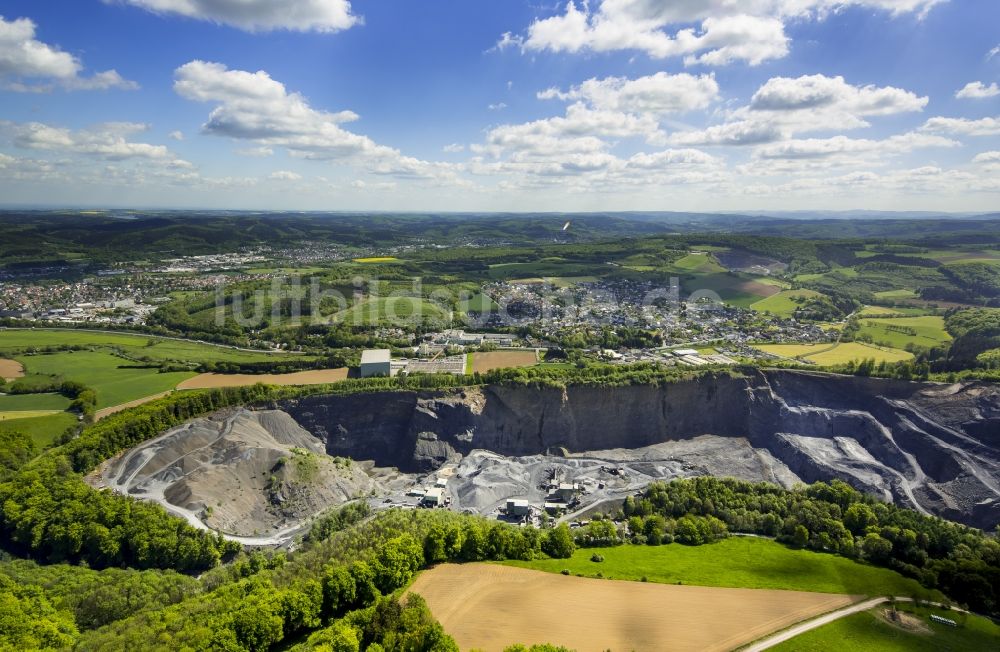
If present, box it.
[751,289,824,317]
[0,328,312,364]
[502,538,938,598]
[0,393,71,412]
[769,604,1000,651]
[0,411,78,448]
[15,351,195,409]
[857,316,952,349]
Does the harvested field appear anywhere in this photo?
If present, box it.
[408,563,858,652]
[94,391,172,421]
[470,350,537,373]
[0,358,24,380]
[177,368,348,390]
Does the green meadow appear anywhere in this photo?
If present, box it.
[503,537,937,598]
[15,351,194,409]
[769,604,1000,652]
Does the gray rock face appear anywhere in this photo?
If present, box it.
[281,370,1000,529]
[103,408,376,537]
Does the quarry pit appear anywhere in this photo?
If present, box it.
[103,370,1000,542]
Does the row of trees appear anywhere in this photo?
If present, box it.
[625,478,1000,614]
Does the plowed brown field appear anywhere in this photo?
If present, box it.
[177,368,348,389]
[0,358,24,380]
[470,351,537,373]
[408,563,859,652]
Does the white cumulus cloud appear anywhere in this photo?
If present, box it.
[0,16,137,92]
[539,72,719,115]
[505,0,942,65]
[5,121,184,162]
[269,170,302,181]
[174,60,458,182]
[955,81,1000,99]
[921,115,1000,136]
[108,0,358,33]
[667,74,927,146]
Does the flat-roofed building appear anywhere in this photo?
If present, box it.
[360,349,392,377]
[422,487,444,507]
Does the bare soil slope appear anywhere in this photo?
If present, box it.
[177,368,348,389]
[0,358,24,380]
[409,563,857,652]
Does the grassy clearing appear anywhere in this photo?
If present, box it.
[0,328,310,364]
[502,538,937,598]
[807,343,914,366]
[0,393,71,411]
[757,277,793,288]
[757,342,913,366]
[671,253,725,272]
[857,316,951,349]
[486,260,604,280]
[0,410,63,421]
[858,306,905,317]
[459,292,498,313]
[333,297,450,326]
[549,276,598,287]
[0,411,77,448]
[757,343,838,358]
[751,289,824,317]
[245,266,327,275]
[16,351,195,409]
[874,289,919,300]
[769,604,1000,652]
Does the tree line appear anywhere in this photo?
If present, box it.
[624,477,1000,614]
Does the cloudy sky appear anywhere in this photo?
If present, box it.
[1,0,998,211]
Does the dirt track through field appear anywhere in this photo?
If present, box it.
[176,368,348,389]
[0,358,24,380]
[471,351,537,373]
[409,564,858,652]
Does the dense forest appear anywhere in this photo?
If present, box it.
[623,478,1000,614]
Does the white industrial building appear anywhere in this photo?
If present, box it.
[422,487,444,507]
[360,349,392,377]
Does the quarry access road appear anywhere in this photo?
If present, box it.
[743,597,890,651]
[744,597,964,651]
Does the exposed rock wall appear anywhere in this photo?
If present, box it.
[281,370,1000,529]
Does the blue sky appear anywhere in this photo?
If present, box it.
[1,0,998,211]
